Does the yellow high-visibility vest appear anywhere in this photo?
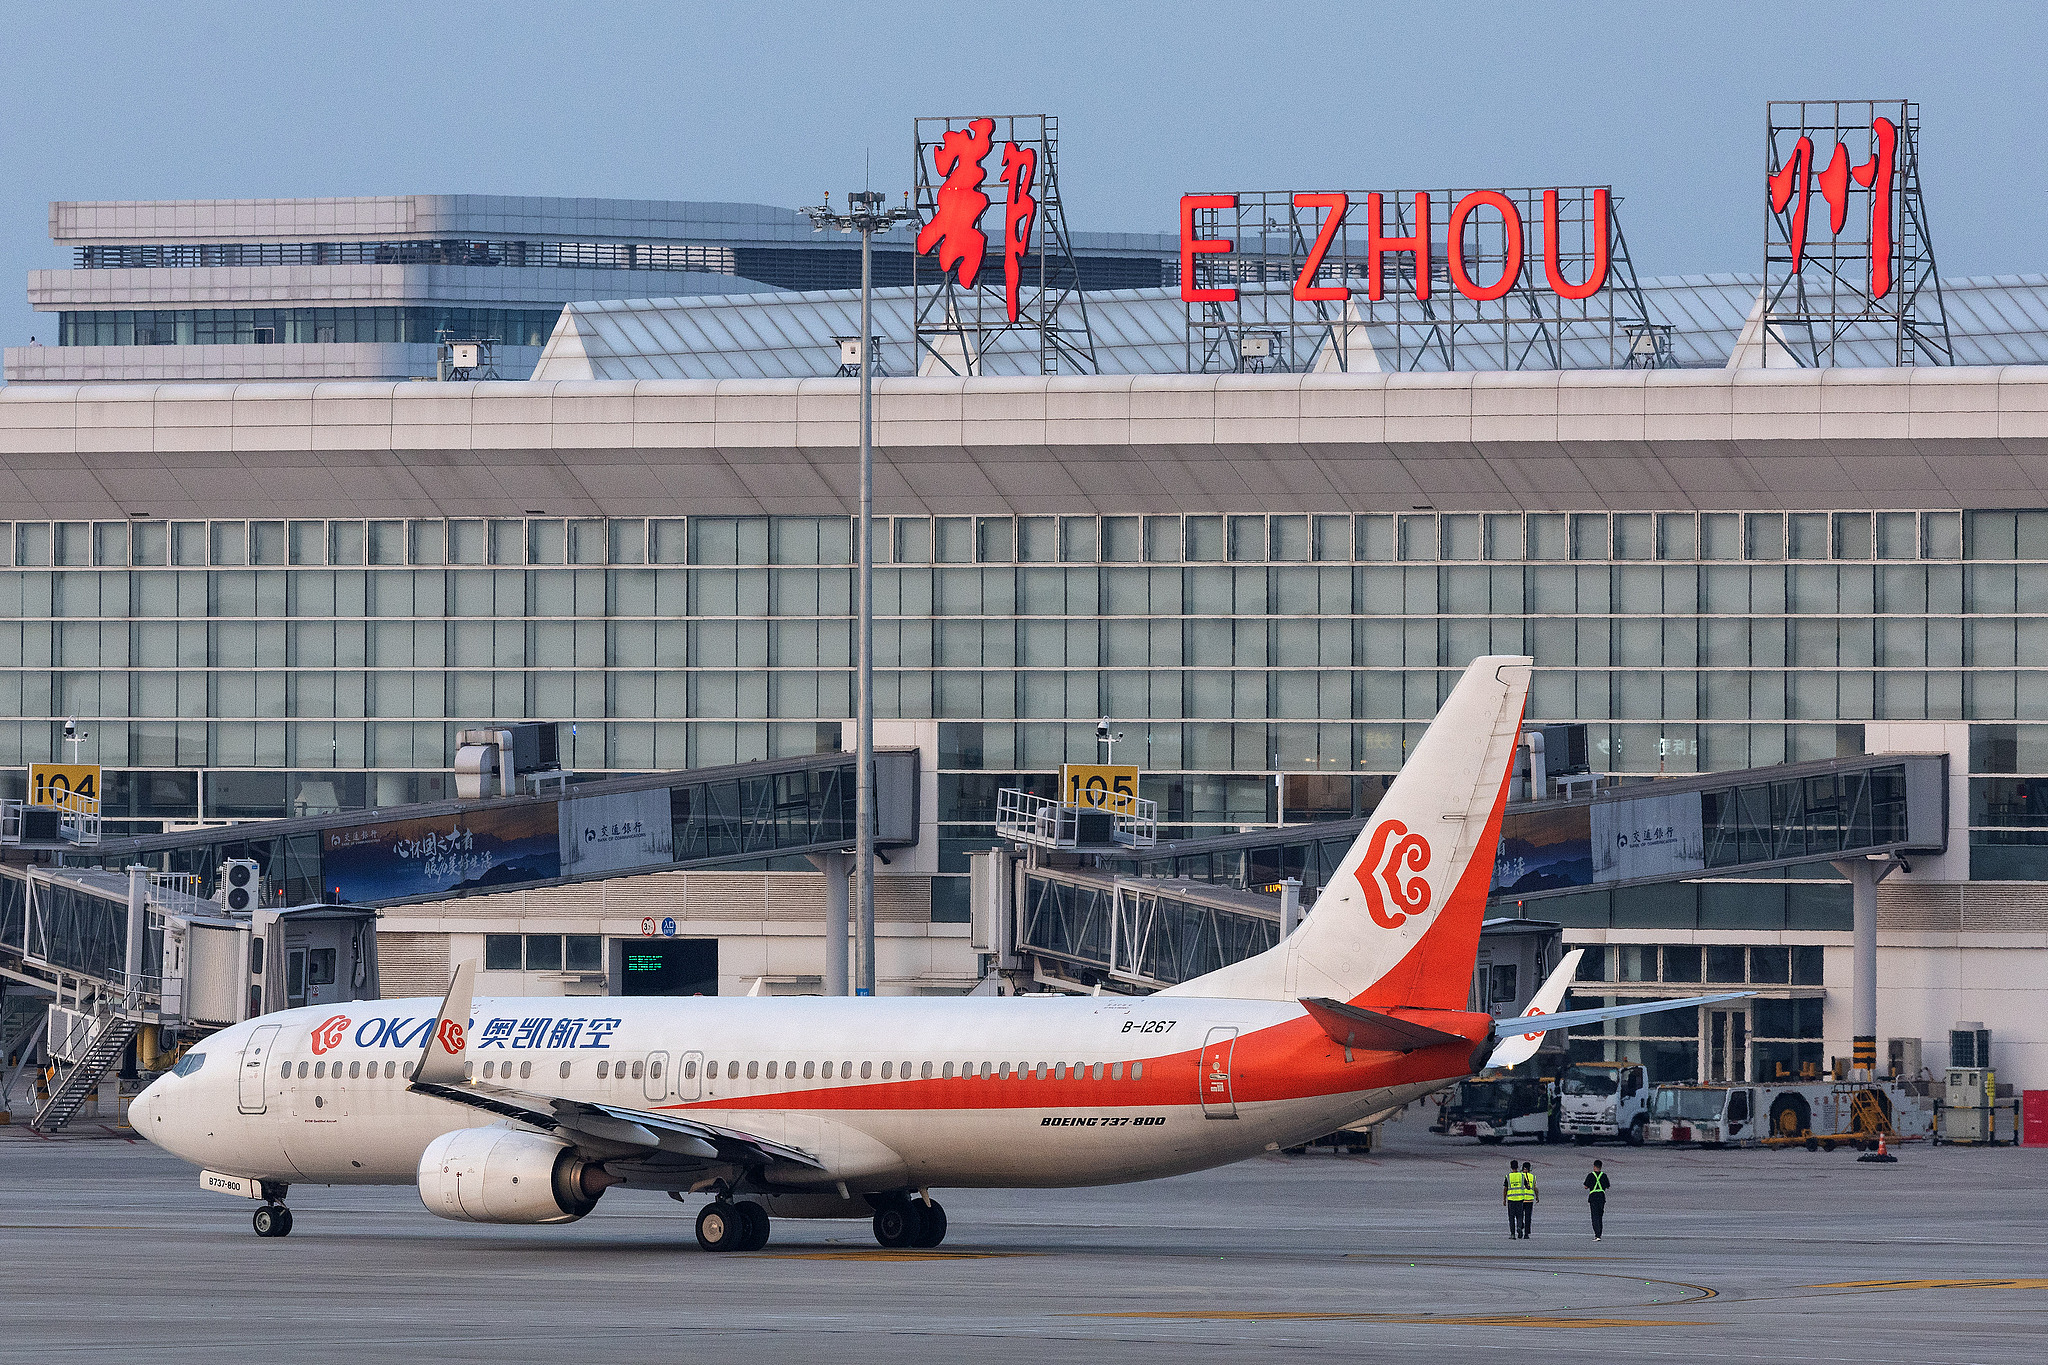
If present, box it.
[1508,1171,1534,1201]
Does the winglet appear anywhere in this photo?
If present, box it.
[1483,948,1584,1072]
[412,959,476,1087]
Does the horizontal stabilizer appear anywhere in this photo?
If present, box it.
[1300,997,1469,1054]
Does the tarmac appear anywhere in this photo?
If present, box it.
[1,1117,2042,1364]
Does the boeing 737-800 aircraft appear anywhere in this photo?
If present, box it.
[133,657,1748,1250]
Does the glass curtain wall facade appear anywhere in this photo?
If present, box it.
[3,507,2044,918]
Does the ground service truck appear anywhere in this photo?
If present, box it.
[1558,1061,1650,1144]
[1434,1077,1555,1143]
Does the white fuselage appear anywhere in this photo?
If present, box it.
[135,992,1467,1194]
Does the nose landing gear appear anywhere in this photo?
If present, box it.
[252,1204,294,1238]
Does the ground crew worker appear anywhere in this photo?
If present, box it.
[1502,1159,1522,1237]
[1519,1161,1538,1237]
[1584,1159,1610,1240]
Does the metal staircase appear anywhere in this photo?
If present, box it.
[32,1012,140,1133]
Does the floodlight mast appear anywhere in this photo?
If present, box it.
[800,189,916,997]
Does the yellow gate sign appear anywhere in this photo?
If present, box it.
[1060,764,1140,812]
[29,763,101,812]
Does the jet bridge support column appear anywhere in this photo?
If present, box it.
[1831,856,1886,1078]
[809,852,851,997]
[124,864,147,996]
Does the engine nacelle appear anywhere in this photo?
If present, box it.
[417,1127,608,1224]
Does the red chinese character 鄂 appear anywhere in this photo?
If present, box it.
[918,117,995,289]
[1000,141,1038,322]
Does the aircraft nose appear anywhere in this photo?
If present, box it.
[130,1078,161,1133]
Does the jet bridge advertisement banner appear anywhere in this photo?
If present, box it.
[1591,791,1706,883]
[323,805,562,903]
[1492,806,1593,896]
[560,789,674,877]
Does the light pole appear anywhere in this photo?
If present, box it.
[802,190,915,997]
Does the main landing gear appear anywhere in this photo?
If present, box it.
[695,1199,770,1252]
[252,1204,294,1238]
[872,1194,947,1249]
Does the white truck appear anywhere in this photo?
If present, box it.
[1647,1084,1760,1146]
[1558,1061,1650,1145]
[1434,1077,1555,1144]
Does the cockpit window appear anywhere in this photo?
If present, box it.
[171,1051,207,1077]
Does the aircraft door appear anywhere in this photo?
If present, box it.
[238,1023,281,1115]
[1198,1026,1239,1120]
[645,1050,670,1101]
[679,1050,704,1101]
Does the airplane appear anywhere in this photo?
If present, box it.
[133,656,1752,1249]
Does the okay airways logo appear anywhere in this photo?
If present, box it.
[309,1015,351,1054]
[1357,819,1433,930]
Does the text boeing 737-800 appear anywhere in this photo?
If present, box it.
[133,657,1749,1250]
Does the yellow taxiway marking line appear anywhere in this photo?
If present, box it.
[1809,1278,2048,1292]
[1076,1312,1698,1328]
[747,1251,1033,1262]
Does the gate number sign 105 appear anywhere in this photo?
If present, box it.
[1060,764,1139,811]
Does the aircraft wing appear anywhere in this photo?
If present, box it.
[406,960,823,1172]
[1484,989,1759,1070]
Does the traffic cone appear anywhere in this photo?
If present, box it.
[1857,1132,1898,1164]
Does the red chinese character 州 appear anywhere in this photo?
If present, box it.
[1768,116,1899,299]
[999,142,1038,322]
[917,117,995,289]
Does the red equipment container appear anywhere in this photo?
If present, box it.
[2023,1091,2048,1147]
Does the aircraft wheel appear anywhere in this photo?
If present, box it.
[253,1206,284,1238]
[736,1200,771,1251]
[1626,1119,1647,1147]
[696,1201,746,1252]
[913,1198,948,1248]
[275,1208,294,1237]
[873,1198,926,1249]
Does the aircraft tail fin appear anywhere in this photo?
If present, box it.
[1166,655,1530,1010]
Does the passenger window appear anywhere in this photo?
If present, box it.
[840,1061,852,1079]
[747,1061,759,1079]
[1132,1062,1143,1079]
[313,1061,325,1078]
[386,1061,397,1079]
[901,1060,912,1077]
[861,1061,872,1079]
[597,1060,610,1079]
[803,1061,816,1080]
[483,1061,495,1079]
[278,1061,290,1078]
[519,1061,532,1080]
[631,1060,645,1080]
[999,1062,1011,1079]
[881,1062,892,1079]
[1093,1064,1104,1080]
[767,1061,779,1079]
[684,1061,697,1079]
[1112,1062,1123,1080]
[921,1062,934,1080]
[560,1061,572,1079]
[464,1062,474,1078]
[403,1061,414,1078]
[943,1062,955,1079]
[349,1060,361,1079]
[651,1060,663,1079]
[729,1061,740,1079]
[980,1061,992,1079]
[786,1060,797,1077]
[298,1061,309,1078]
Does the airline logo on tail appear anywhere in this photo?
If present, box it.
[437,1020,467,1054]
[1358,819,1433,929]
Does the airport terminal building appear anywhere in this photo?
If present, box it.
[3,185,2047,1094]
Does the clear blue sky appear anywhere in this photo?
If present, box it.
[2,0,2042,349]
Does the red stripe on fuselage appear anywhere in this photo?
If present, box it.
[659,1011,1490,1117]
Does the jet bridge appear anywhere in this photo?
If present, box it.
[985,752,1946,993]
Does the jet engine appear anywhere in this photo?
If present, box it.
[417,1127,612,1224]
